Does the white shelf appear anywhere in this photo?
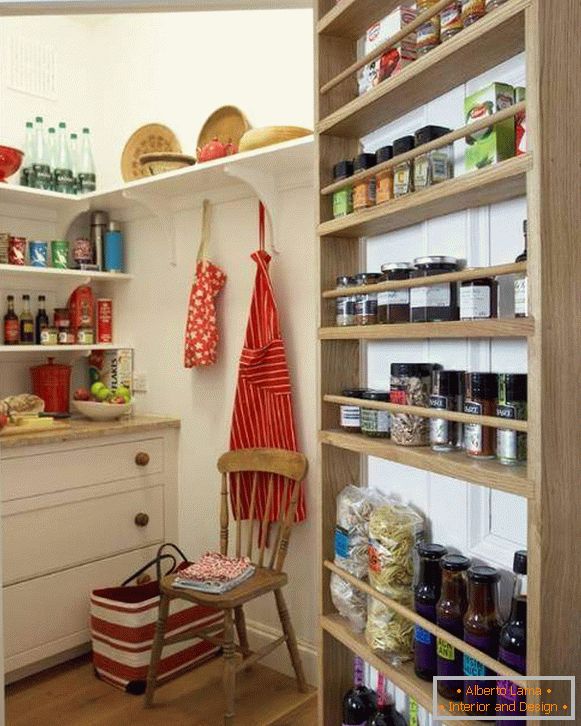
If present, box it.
[0,343,131,356]
[0,264,133,285]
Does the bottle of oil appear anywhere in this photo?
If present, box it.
[20,295,34,345]
[514,221,528,317]
[4,295,20,345]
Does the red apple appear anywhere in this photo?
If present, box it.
[0,414,9,430]
[74,388,91,401]
[111,396,127,405]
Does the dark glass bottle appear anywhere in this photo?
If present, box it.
[463,566,501,717]
[35,295,49,345]
[414,543,447,680]
[342,655,374,725]
[514,220,528,318]
[4,295,19,345]
[19,294,34,345]
[496,551,527,726]
[368,675,407,726]
[437,554,470,700]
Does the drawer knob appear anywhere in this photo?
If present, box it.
[134,512,150,527]
[135,452,150,467]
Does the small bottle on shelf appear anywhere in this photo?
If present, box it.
[54,122,75,194]
[437,554,470,701]
[78,127,97,193]
[414,543,447,681]
[342,655,375,725]
[4,295,20,345]
[514,220,528,318]
[35,295,50,345]
[368,674,406,726]
[19,294,35,345]
[47,127,57,189]
[20,121,36,187]
[32,116,53,190]
[70,132,79,194]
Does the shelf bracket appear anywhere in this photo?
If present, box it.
[223,162,281,254]
[122,189,177,266]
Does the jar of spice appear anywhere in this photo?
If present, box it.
[496,373,527,466]
[40,327,58,346]
[461,0,486,27]
[440,1,463,41]
[410,256,460,323]
[460,276,498,320]
[339,388,368,432]
[464,372,498,458]
[54,308,73,345]
[332,160,354,219]
[375,146,394,204]
[393,136,415,197]
[360,390,390,438]
[378,263,414,324]
[335,276,357,326]
[416,0,441,56]
[390,363,434,446]
[352,153,377,211]
[430,370,464,452]
[354,273,382,325]
[413,125,453,190]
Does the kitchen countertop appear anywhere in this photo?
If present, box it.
[0,415,180,450]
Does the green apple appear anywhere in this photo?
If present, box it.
[90,381,105,397]
[95,386,111,402]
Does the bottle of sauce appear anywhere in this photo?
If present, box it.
[19,294,34,345]
[35,295,49,345]
[436,554,470,700]
[4,295,20,345]
[342,655,375,725]
[368,675,406,726]
[414,543,447,681]
[463,565,501,717]
[514,220,528,318]
[464,373,498,458]
[496,551,527,726]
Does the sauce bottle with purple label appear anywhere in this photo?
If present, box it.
[496,551,527,725]
[436,554,470,700]
[414,543,447,681]
[463,565,501,717]
[342,655,375,725]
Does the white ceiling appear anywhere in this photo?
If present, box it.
[0,0,313,14]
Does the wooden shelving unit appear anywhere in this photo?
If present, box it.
[316,0,580,722]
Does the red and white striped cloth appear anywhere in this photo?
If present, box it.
[179,552,252,583]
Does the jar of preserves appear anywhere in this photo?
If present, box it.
[437,554,470,700]
[464,372,497,458]
[496,373,527,466]
[40,327,58,346]
[54,308,73,345]
[460,276,498,320]
[390,363,434,446]
[410,256,460,323]
[413,125,453,189]
[430,369,464,452]
[378,263,414,324]
[375,146,394,204]
[360,390,390,438]
[354,273,382,325]
[332,160,354,219]
[416,0,441,56]
[339,388,368,432]
[336,276,357,326]
[393,136,415,197]
[461,0,485,27]
[440,1,463,41]
[352,153,377,211]
[414,543,447,681]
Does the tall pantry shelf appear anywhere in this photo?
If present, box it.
[315,0,580,723]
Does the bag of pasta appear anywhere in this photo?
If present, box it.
[365,597,415,664]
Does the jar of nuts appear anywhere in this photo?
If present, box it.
[390,363,436,446]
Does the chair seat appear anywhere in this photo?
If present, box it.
[161,567,288,609]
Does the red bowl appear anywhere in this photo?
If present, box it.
[0,145,24,183]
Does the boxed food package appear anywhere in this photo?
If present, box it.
[88,348,133,394]
[358,3,417,96]
[464,82,515,170]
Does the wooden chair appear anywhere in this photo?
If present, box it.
[144,448,309,724]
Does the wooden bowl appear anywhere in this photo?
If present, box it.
[121,124,182,181]
[196,106,251,151]
[238,126,312,152]
[139,152,196,176]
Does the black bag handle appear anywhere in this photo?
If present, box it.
[155,543,189,582]
[121,553,176,587]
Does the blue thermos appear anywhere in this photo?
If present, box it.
[104,221,124,273]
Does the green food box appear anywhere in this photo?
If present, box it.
[464,82,515,170]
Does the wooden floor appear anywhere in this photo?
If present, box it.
[5,655,317,726]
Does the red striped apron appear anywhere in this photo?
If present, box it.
[229,204,306,524]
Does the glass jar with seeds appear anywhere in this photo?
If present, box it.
[390,363,435,446]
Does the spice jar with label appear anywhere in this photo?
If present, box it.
[54,308,73,345]
[460,276,498,320]
[393,136,415,197]
[416,0,441,56]
[514,220,528,318]
[440,1,463,40]
[461,0,486,27]
[410,256,460,322]
[378,263,414,323]
[336,276,357,326]
[340,388,368,432]
[360,390,390,438]
[496,373,527,466]
[354,273,382,325]
[413,125,454,190]
[332,160,354,219]
[375,146,394,204]
[390,363,434,446]
[352,153,377,211]
[464,372,497,458]
[430,370,465,452]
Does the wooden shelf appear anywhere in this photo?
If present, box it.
[318,429,533,496]
[317,0,527,138]
[0,343,129,357]
[0,264,133,285]
[318,0,401,39]
[319,155,531,238]
[319,318,534,340]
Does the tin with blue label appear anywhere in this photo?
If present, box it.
[29,240,48,267]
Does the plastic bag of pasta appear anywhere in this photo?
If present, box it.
[330,572,368,632]
[365,597,415,664]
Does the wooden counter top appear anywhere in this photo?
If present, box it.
[0,415,180,450]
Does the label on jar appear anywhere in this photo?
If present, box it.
[340,404,360,428]
[414,155,430,189]
[378,289,409,306]
[460,285,491,319]
[514,277,528,315]
[430,394,450,444]
[411,284,451,309]
[431,150,451,182]
[355,296,378,317]
[361,408,390,433]
[497,427,517,461]
[336,296,355,316]
[464,400,483,454]
[394,164,411,196]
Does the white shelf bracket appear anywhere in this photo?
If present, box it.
[122,189,178,267]
[223,162,281,254]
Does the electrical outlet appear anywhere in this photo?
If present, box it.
[133,372,148,392]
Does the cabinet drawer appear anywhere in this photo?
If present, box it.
[3,486,164,584]
[2,437,164,501]
[3,546,160,674]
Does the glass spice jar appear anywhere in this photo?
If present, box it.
[464,372,498,458]
[375,146,394,204]
[352,153,377,211]
[354,273,382,325]
[410,256,460,323]
[430,369,465,452]
[460,276,498,320]
[461,0,486,27]
[378,263,414,324]
[416,0,441,56]
[339,388,368,433]
[390,363,435,446]
[413,125,454,190]
[332,160,354,219]
[440,1,463,41]
[496,373,527,466]
[336,275,357,326]
[360,390,390,438]
[393,136,415,197]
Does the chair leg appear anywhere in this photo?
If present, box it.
[274,588,308,693]
[144,592,170,707]
[223,609,237,725]
[234,606,251,658]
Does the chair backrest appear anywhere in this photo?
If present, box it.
[217,448,308,572]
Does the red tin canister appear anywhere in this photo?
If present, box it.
[8,236,27,265]
[30,358,71,415]
[97,298,113,343]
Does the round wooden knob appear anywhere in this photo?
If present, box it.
[134,512,150,527]
[135,452,150,467]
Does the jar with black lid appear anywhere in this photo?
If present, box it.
[464,372,498,458]
[375,145,394,204]
[332,160,354,219]
[410,256,460,323]
[496,373,527,465]
[393,136,415,197]
[460,276,498,320]
[413,125,453,189]
[335,275,357,326]
[360,390,390,437]
[390,363,435,446]
[378,263,414,323]
[430,370,465,452]
[353,153,377,211]
[339,388,368,433]
[354,273,382,325]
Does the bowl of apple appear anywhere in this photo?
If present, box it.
[72,382,133,421]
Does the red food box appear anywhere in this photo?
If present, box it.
[97,298,113,343]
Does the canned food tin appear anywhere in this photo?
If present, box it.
[77,327,94,345]
[29,240,49,267]
[72,238,93,267]
[9,236,27,265]
[51,239,69,269]
[97,299,113,343]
